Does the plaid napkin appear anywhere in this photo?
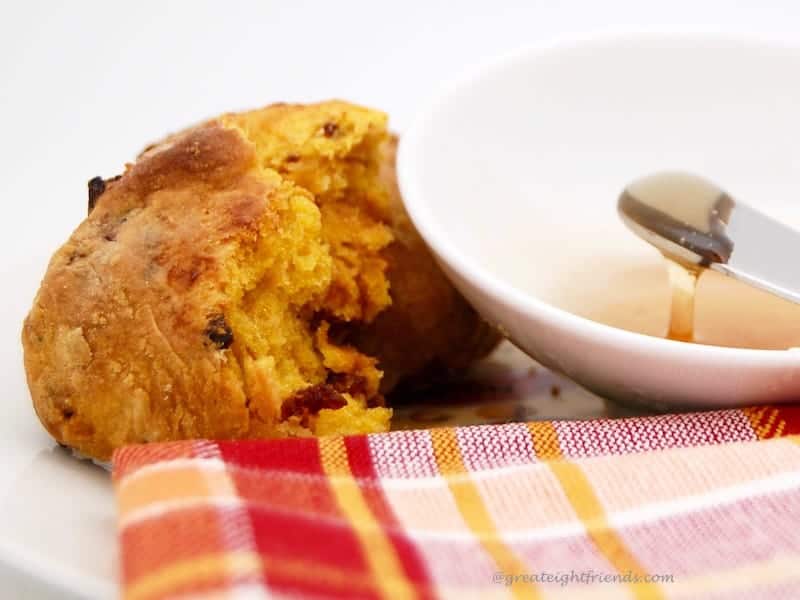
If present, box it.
[113,405,800,600]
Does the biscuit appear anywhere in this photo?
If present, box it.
[22,101,499,460]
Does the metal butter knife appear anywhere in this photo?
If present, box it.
[618,172,800,304]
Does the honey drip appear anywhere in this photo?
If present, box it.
[665,259,700,342]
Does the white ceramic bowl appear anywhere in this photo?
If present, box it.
[398,32,800,408]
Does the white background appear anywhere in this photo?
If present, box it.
[6,0,800,396]
[3,1,800,597]
[8,0,800,414]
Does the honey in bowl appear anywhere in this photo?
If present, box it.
[572,257,800,350]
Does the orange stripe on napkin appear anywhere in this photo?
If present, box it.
[548,459,663,600]
[744,406,787,440]
[430,427,539,599]
[527,421,562,460]
[117,463,235,518]
[125,551,261,600]
[319,436,415,599]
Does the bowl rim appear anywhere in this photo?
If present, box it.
[397,29,800,366]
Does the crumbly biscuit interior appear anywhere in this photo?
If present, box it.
[219,104,395,436]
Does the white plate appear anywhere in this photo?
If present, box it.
[0,410,116,598]
[399,32,800,409]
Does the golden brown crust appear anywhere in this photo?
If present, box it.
[23,123,277,458]
[22,102,499,461]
